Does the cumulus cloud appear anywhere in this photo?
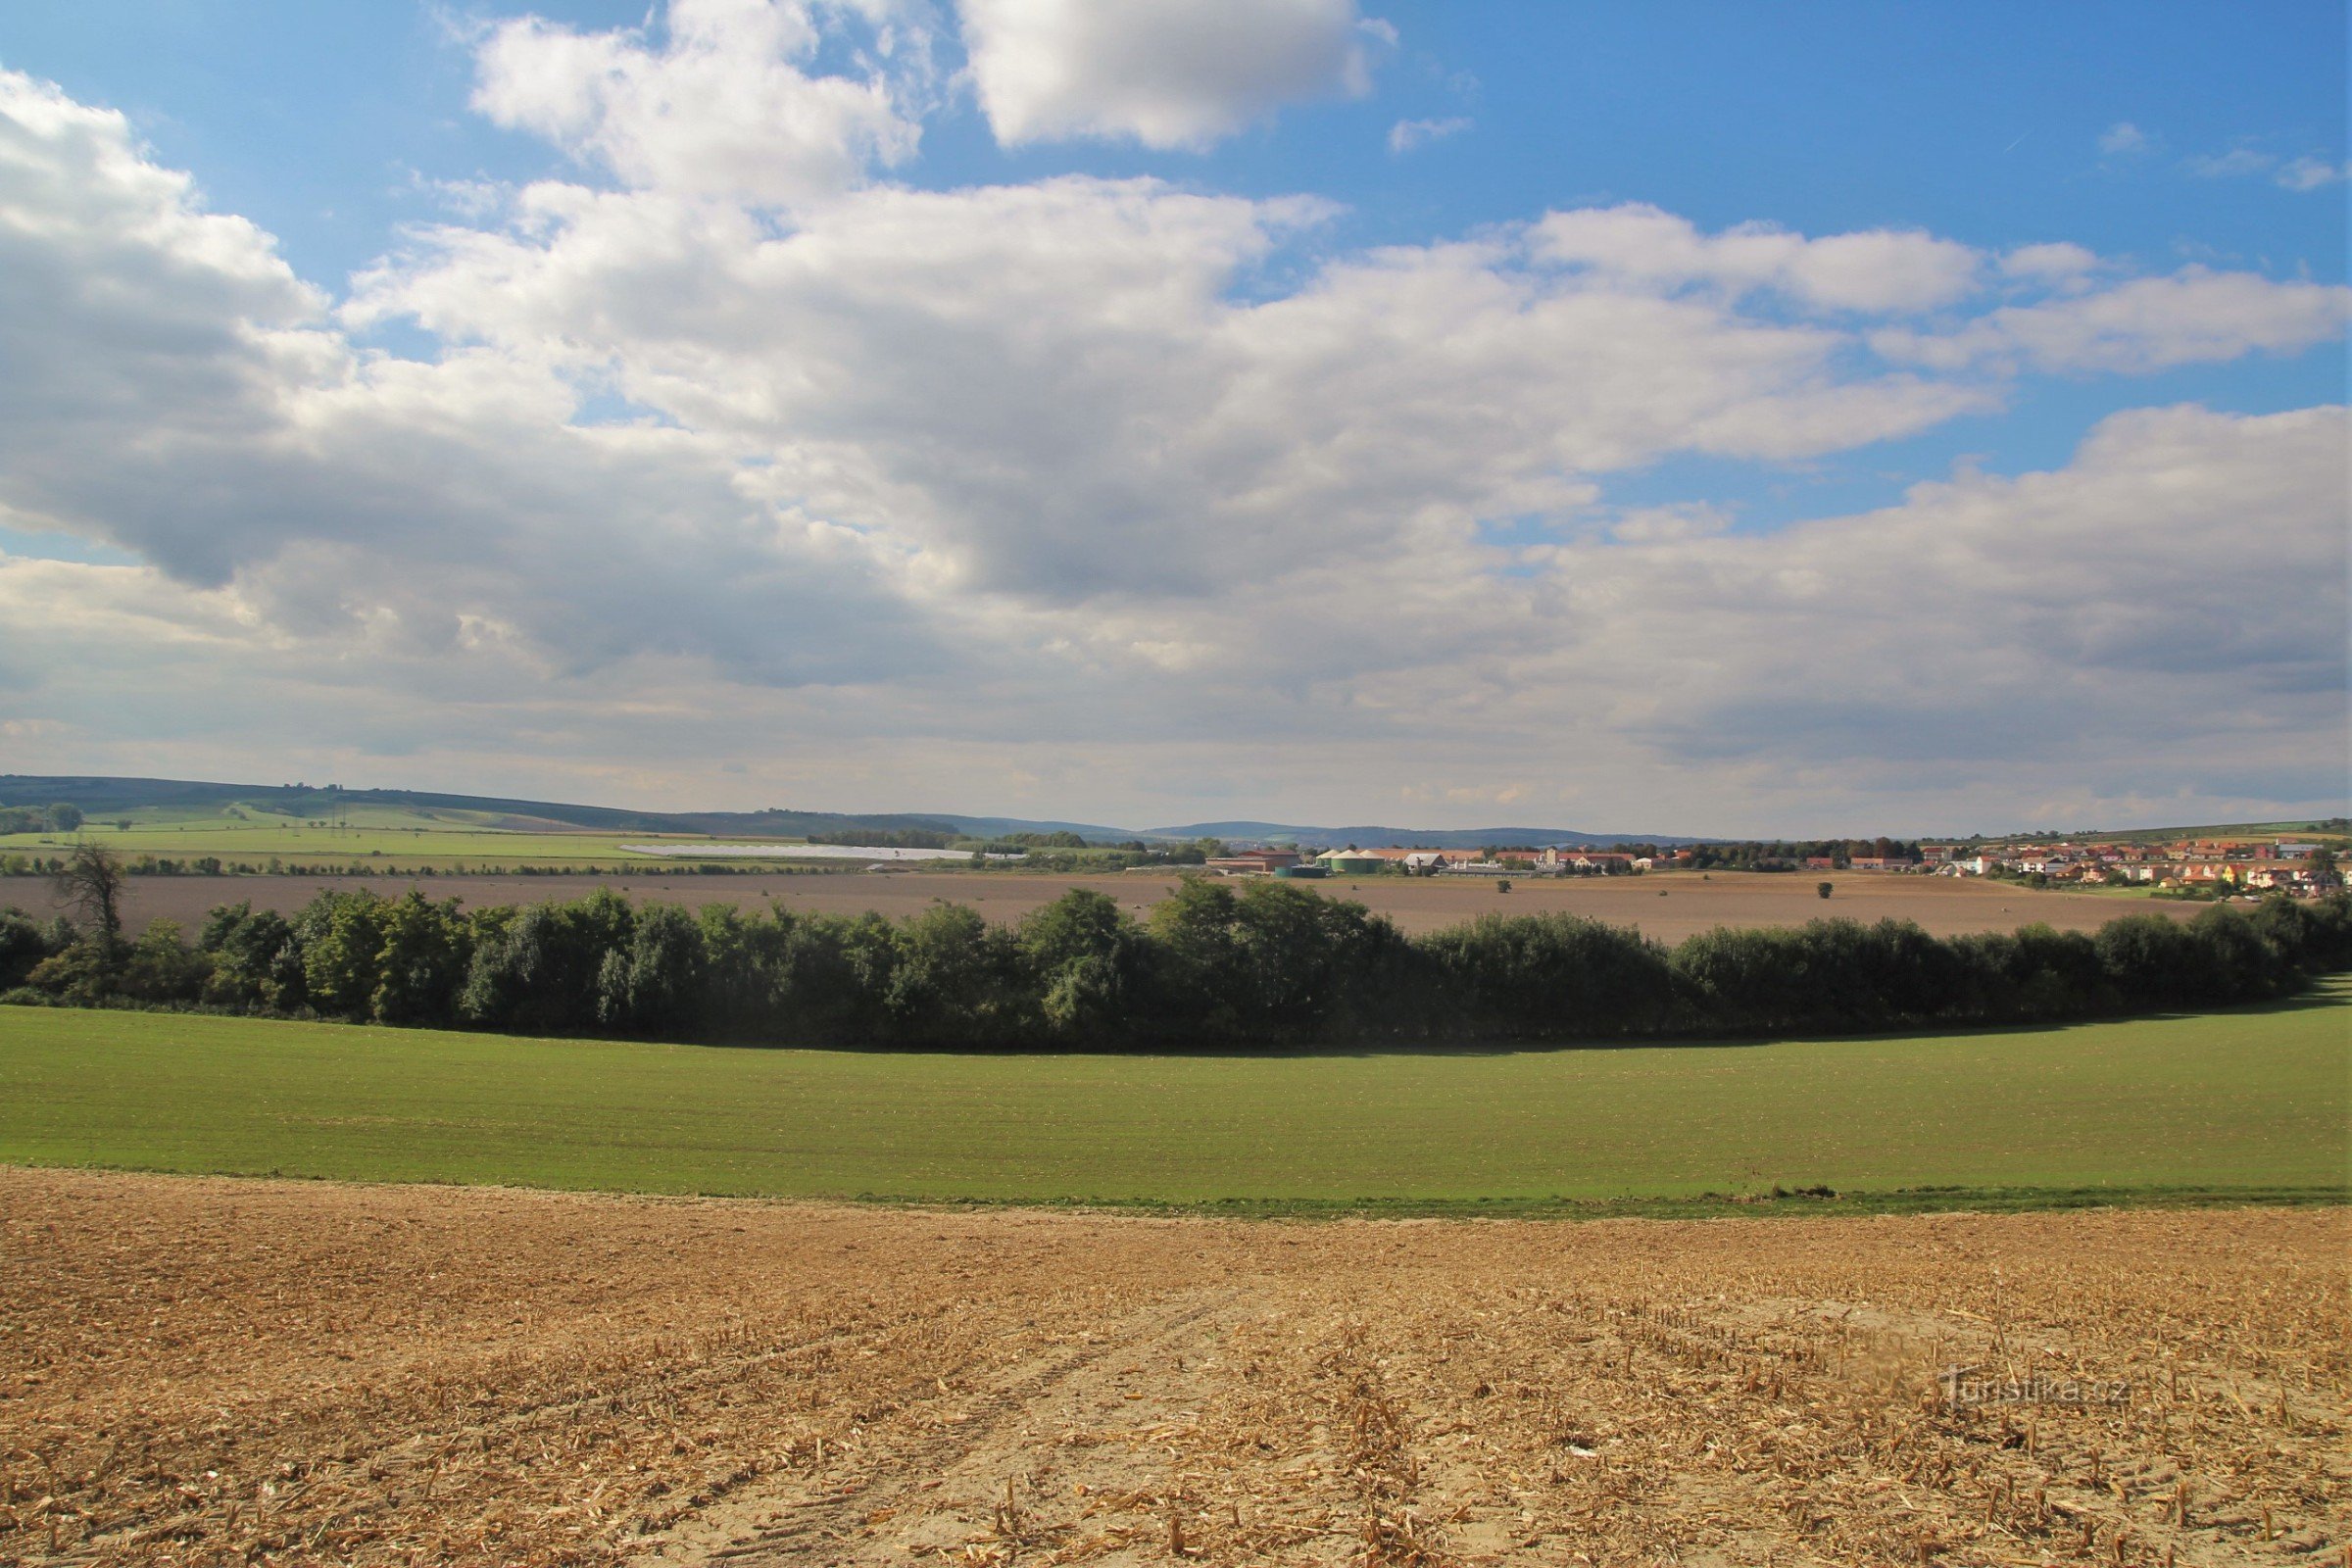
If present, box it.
[957,0,1384,149]
[2274,155,2348,191]
[352,180,2015,600]
[1387,116,1467,154]
[1998,241,2099,281]
[2097,122,2149,156]
[2184,146,2276,179]
[470,0,925,207]
[2182,145,2350,192]
[3,58,2346,830]
[1531,203,1984,313]
[0,68,934,684]
[1873,269,2351,374]
[1534,406,2348,759]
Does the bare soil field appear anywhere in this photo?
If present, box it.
[2,1170,2341,1566]
[76,868,2192,942]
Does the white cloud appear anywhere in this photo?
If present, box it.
[2180,142,2350,193]
[470,0,925,207]
[0,68,932,684]
[1531,203,1984,313]
[2097,121,2149,155]
[1387,116,1467,154]
[3,63,2346,831]
[2184,146,2276,179]
[2275,155,2349,191]
[1998,241,2099,281]
[1874,268,2351,374]
[352,181,2010,600]
[1457,404,2351,807]
[956,0,1383,150]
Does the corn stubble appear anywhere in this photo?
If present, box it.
[1,1170,2342,1566]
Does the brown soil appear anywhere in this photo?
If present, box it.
[3,1169,2341,1566]
[73,869,2194,943]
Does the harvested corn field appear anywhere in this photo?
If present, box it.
[2,1170,2344,1567]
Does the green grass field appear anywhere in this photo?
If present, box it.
[0,812,708,867]
[0,812,1123,872]
[1,983,2344,1214]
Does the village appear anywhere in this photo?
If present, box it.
[1200,833,2348,895]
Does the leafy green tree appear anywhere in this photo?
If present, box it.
[1421,912,1674,1037]
[1231,882,1404,1041]
[1144,878,1245,1034]
[296,891,394,1019]
[596,903,707,1035]
[885,903,1032,1046]
[1020,889,1146,1041]
[796,910,900,1043]
[371,891,470,1025]
[460,890,634,1033]
[199,902,306,1010]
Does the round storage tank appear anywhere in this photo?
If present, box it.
[1321,855,1385,875]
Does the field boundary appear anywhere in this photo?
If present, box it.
[0,1158,2341,1223]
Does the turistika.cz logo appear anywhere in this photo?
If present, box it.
[1937,1365,2132,1408]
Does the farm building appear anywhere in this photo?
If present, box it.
[1206,849,1301,875]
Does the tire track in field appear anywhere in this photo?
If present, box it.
[644,1287,1249,1565]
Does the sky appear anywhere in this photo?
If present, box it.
[0,0,2344,837]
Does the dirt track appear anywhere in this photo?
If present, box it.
[71,867,2192,943]
[3,1169,2342,1566]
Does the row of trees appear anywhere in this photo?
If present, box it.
[6,863,2346,1050]
[1666,838,1923,869]
[0,803,83,835]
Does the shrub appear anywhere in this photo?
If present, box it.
[0,908,68,991]
[118,919,212,1004]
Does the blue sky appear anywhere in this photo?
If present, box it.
[0,1,2343,833]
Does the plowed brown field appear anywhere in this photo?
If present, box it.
[97,869,2183,942]
[3,1170,2341,1567]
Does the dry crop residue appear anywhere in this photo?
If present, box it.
[1,1170,2342,1566]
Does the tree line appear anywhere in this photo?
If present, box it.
[4,860,2345,1050]
[1664,838,1922,869]
[0,804,83,835]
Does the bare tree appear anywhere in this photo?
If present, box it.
[53,841,127,951]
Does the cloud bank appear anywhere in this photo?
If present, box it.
[0,8,2344,832]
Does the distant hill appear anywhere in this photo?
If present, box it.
[31,774,2315,850]
[1148,820,1713,849]
[0,775,1148,845]
[0,777,1723,848]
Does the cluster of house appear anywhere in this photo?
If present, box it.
[1204,846,1646,879]
[1920,838,2342,895]
[1195,836,2345,896]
